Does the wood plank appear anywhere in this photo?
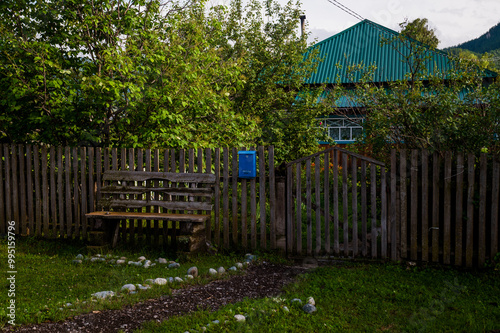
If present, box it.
[269,146,276,249]
[214,148,221,247]
[351,156,358,257]
[315,155,321,255]
[153,149,160,247]
[381,166,387,258]
[333,150,339,255]
[223,147,230,248]
[120,148,127,243]
[0,145,4,234]
[103,170,216,183]
[231,147,238,246]
[241,147,248,250]
[18,145,26,235]
[390,150,397,260]
[3,145,12,224]
[82,148,89,239]
[250,148,257,250]
[361,160,368,257]
[421,149,429,262]
[411,150,418,261]
[400,150,407,259]
[296,162,302,254]
[443,151,452,265]
[57,147,64,236]
[128,148,135,245]
[371,163,377,258]
[306,158,312,256]
[342,153,349,257]
[455,152,464,266]
[27,146,35,235]
[33,147,41,236]
[11,145,19,233]
[432,152,440,263]
[50,146,57,238]
[324,152,330,255]
[65,146,73,237]
[41,146,49,237]
[466,154,475,268]
[259,146,266,249]
[73,147,80,237]
[86,211,211,222]
[101,186,214,196]
[478,153,487,266]
[287,164,293,254]
[205,148,212,241]
[491,157,499,261]
[145,148,152,245]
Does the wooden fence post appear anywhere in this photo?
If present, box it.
[275,176,286,253]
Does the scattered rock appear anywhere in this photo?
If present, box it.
[174,277,184,283]
[283,306,289,312]
[153,278,168,285]
[116,259,126,265]
[72,260,82,264]
[75,254,84,260]
[307,297,315,306]
[229,266,237,271]
[212,320,220,324]
[291,298,302,305]
[168,262,180,269]
[137,284,150,290]
[217,267,225,275]
[158,258,168,264]
[187,266,198,277]
[235,262,243,269]
[234,314,246,322]
[92,291,115,299]
[168,277,174,283]
[208,268,217,276]
[144,279,154,286]
[120,257,127,260]
[302,304,317,314]
[138,256,146,261]
[185,275,194,280]
[121,284,136,293]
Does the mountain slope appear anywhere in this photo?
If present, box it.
[451,22,500,53]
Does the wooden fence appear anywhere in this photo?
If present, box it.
[393,149,500,268]
[1,144,499,267]
[0,144,282,251]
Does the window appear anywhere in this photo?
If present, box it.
[318,117,364,143]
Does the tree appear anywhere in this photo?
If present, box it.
[0,0,324,161]
[330,18,500,159]
[400,18,439,49]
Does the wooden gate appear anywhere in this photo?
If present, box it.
[285,147,389,259]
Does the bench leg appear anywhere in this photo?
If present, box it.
[180,222,207,253]
[103,220,120,248]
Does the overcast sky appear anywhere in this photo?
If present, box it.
[278,0,500,48]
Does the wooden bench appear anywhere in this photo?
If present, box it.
[85,170,215,252]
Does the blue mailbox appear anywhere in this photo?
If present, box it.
[238,151,257,179]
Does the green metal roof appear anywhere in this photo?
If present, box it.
[306,19,497,85]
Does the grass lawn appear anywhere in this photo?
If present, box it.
[1,236,499,332]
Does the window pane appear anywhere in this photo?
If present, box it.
[329,128,340,141]
[341,128,351,140]
[352,127,363,140]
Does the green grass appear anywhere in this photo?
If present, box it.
[0,236,251,327]
[139,262,500,332]
[1,237,499,332]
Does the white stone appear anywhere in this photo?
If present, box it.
[307,297,315,306]
[229,266,237,271]
[121,284,136,292]
[217,267,225,274]
[75,254,84,260]
[302,304,317,314]
[144,279,154,285]
[187,266,198,277]
[185,275,194,279]
[168,262,180,269]
[234,314,246,322]
[208,268,217,276]
[174,277,184,283]
[154,278,168,285]
[138,284,150,290]
[138,256,146,261]
[116,259,126,265]
[291,298,302,304]
[92,291,115,299]
[235,262,243,269]
[168,277,174,283]
[90,257,100,262]
[158,258,168,264]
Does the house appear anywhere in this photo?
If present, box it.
[306,19,498,145]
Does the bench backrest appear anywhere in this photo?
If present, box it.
[99,170,216,212]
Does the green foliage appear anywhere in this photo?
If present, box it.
[400,18,439,49]
[326,18,500,160]
[0,0,324,162]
